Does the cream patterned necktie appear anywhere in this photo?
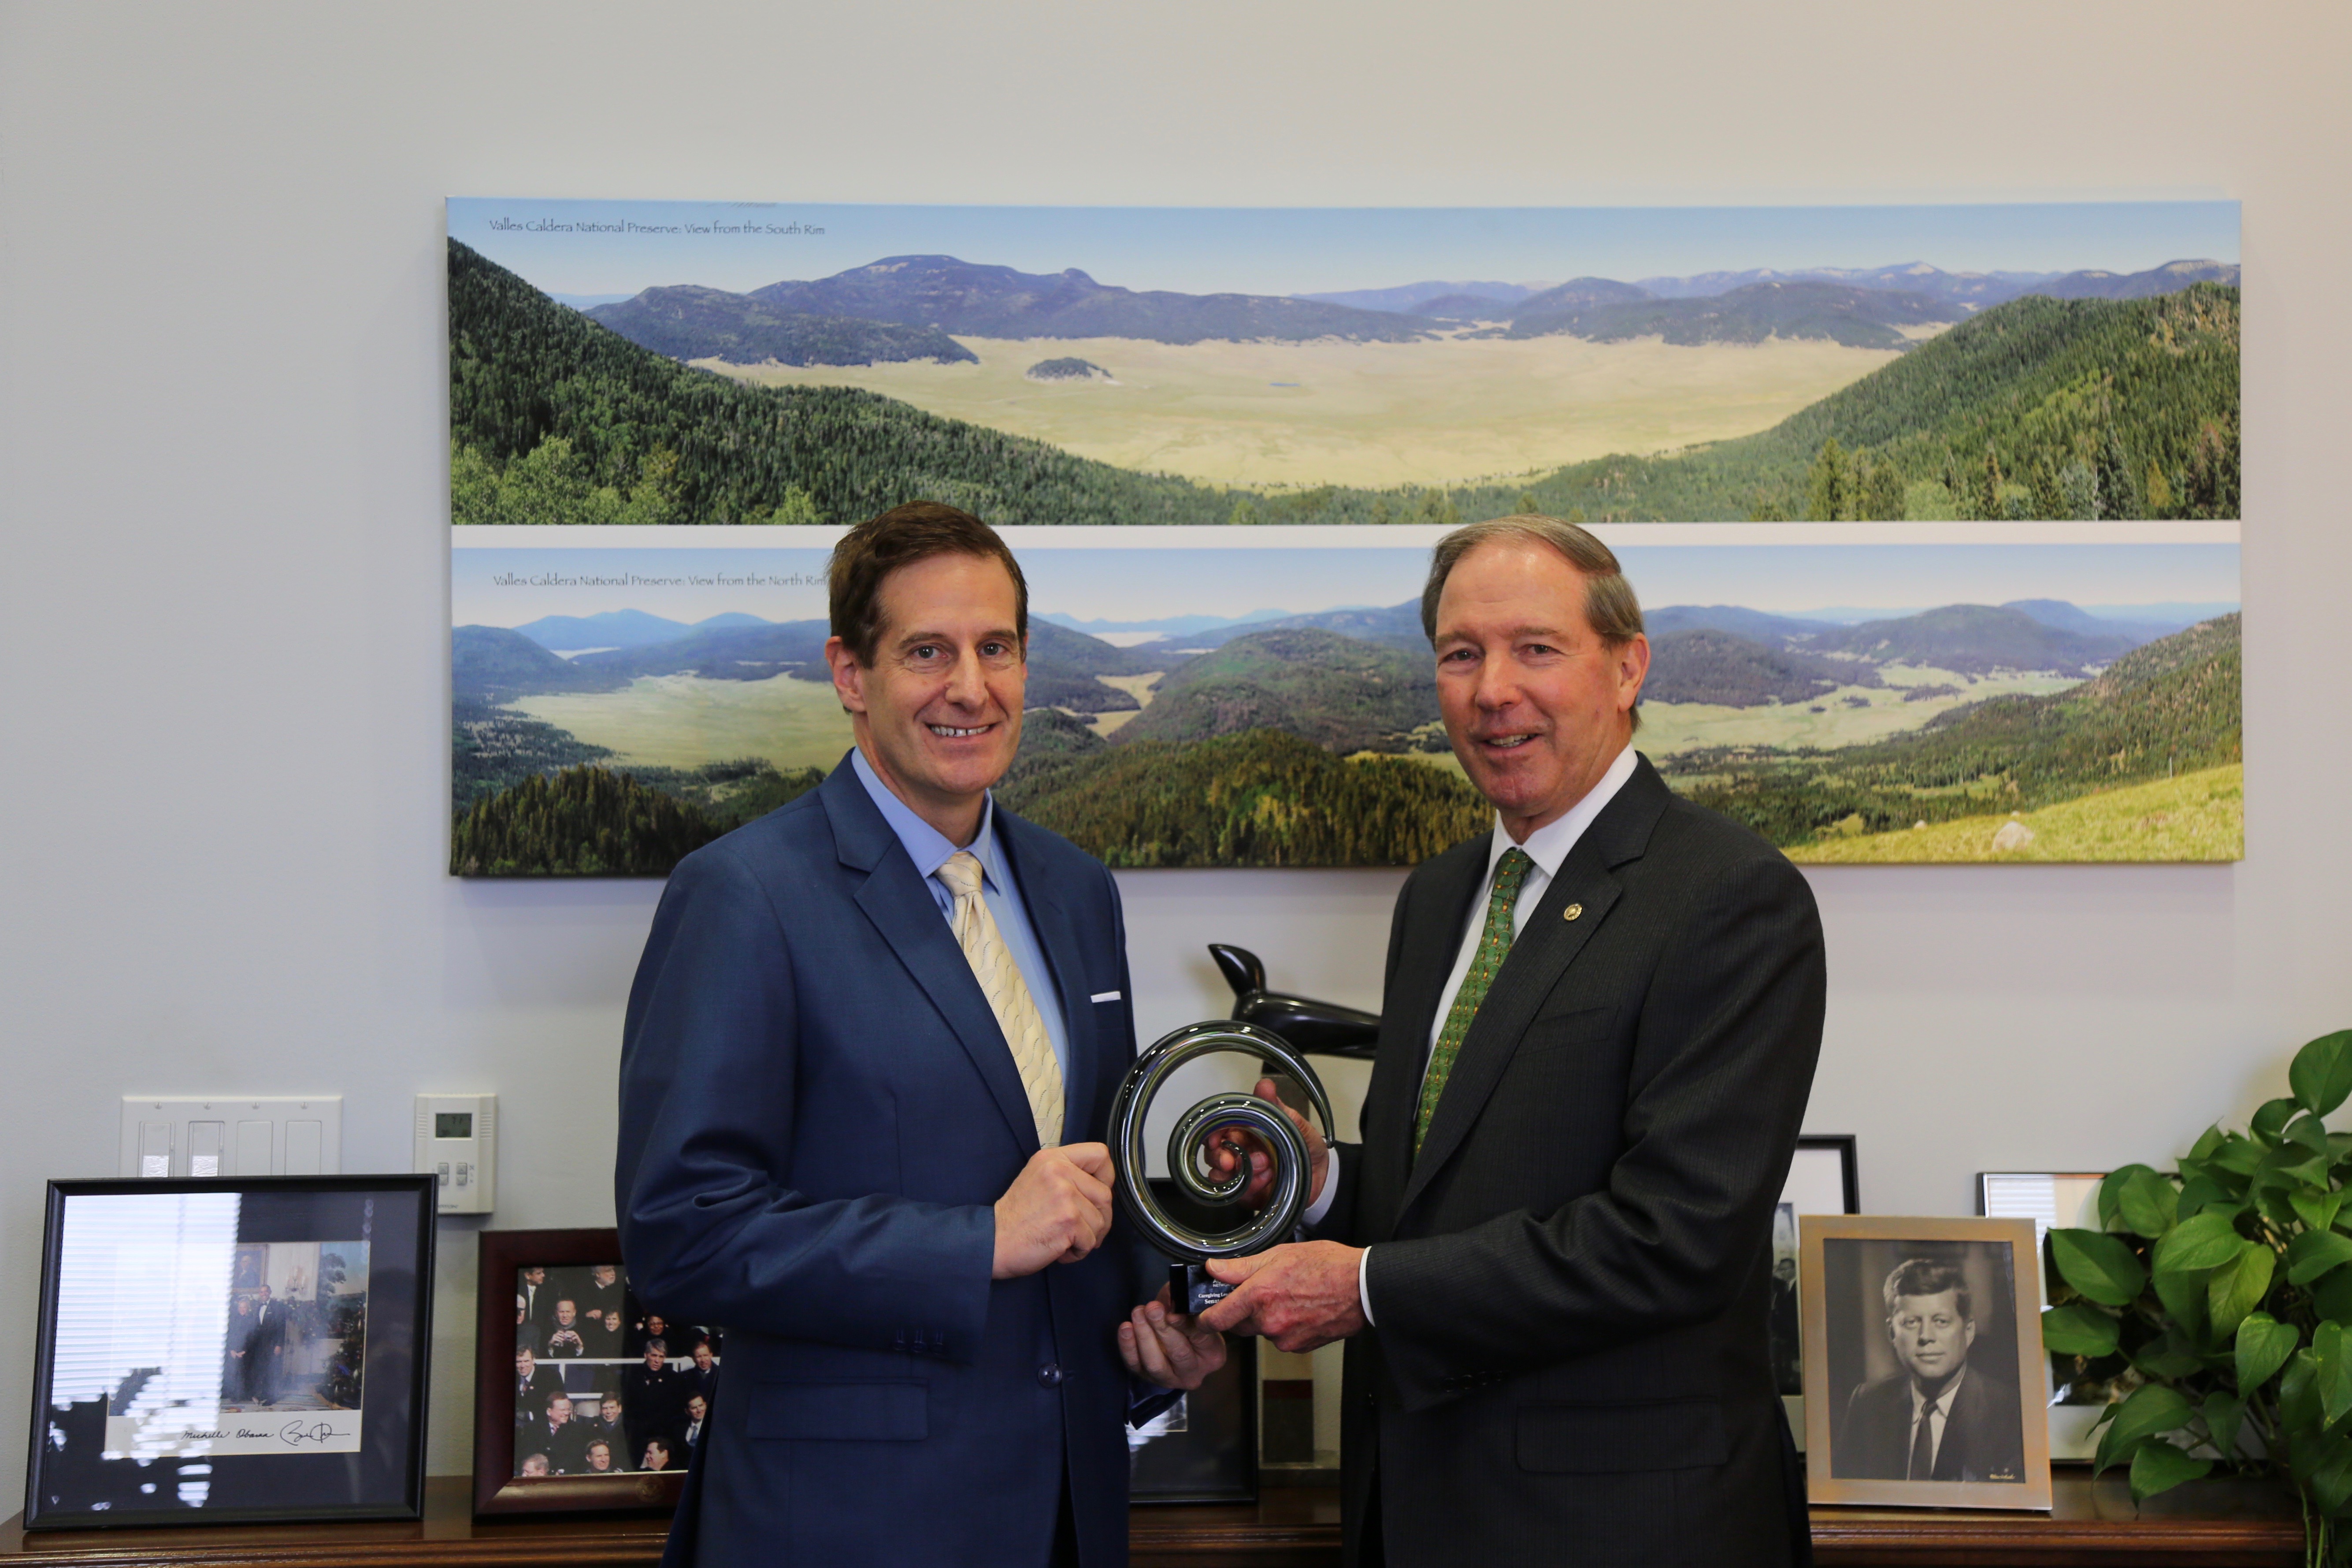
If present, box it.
[936,851,1064,1146]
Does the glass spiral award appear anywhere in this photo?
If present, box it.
[1108,1022,1338,1316]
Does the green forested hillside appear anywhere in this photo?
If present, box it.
[449,760,822,875]
[450,766,726,875]
[1508,285,2239,520]
[1116,629,1438,752]
[585,286,977,366]
[450,239,1236,526]
[1643,630,1874,707]
[1667,615,2241,845]
[1814,605,2134,676]
[998,730,1490,867]
[1508,280,1963,351]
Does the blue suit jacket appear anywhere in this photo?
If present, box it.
[616,762,1154,1568]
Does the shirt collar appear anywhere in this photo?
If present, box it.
[1484,742,1638,884]
[850,746,1003,893]
[1911,1363,1966,1416]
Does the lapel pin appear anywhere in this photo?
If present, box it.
[1563,903,1584,921]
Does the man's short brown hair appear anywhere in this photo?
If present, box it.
[828,501,1029,665]
[1420,513,1645,732]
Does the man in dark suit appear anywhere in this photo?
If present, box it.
[1833,1257,2024,1484]
[243,1286,288,1405]
[679,1342,719,1408]
[1203,515,1827,1568]
[620,1341,684,1462]
[616,503,1223,1568]
[582,1264,627,1356]
[512,1347,564,1424]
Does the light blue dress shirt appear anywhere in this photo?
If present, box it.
[850,748,1072,1081]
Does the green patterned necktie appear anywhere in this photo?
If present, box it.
[1415,847,1534,1156]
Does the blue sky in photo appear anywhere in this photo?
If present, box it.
[447,199,2241,300]
[453,543,2239,630]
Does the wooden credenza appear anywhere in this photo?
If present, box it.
[0,1474,2307,1567]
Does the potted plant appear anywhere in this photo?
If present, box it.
[2044,1029,2352,1567]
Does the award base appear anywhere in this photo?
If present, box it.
[1172,1262,1234,1318]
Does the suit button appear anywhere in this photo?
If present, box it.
[1037,1363,1063,1388]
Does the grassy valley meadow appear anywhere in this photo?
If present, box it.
[706,331,1907,490]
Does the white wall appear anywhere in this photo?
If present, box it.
[3,0,2348,1490]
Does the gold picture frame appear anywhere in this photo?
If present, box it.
[1800,1214,2052,1512]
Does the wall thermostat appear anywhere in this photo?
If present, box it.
[414,1094,497,1214]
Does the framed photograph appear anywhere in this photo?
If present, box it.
[1800,1214,2052,1511]
[1980,1171,2121,1460]
[1772,1135,1859,1445]
[23,1175,434,1531]
[474,1228,721,1515]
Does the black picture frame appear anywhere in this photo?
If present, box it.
[1771,1134,1860,1431]
[23,1174,435,1531]
[475,1228,715,1517]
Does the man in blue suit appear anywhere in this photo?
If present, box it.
[617,502,1224,1568]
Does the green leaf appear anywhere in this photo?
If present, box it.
[2116,1167,2181,1238]
[2317,1321,2352,1426]
[2189,1125,2227,1163]
[2252,1096,2302,1144]
[2153,1262,2211,1336]
[2208,1134,2266,1178]
[2208,1241,2275,1338]
[2100,1164,2158,1233]
[2155,1210,2248,1274]
[2129,1438,2214,1500]
[2294,1189,2350,1236]
[2133,1331,2204,1380]
[2283,1350,2323,1438]
[2290,1230,2352,1287]
[2315,1270,2352,1327]
[2095,1383,2196,1475]
[2202,1391,2247,1461]
[2175,1175,2238,1221]
[2051,1228,2148,1306]
[2311,1435,2352,1516]
[2238,1313,2301,1393]
[2292,1030,2352,1118]
[2287,1113,2334,1154]
[2042,1303,2122,1357]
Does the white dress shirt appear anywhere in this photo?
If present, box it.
[1304,744,1638,1324]
[1909,1365,1966,1476]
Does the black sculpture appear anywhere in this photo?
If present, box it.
[1207,945,1380,1058]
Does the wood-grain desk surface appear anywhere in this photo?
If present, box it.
[0,1472,2306,1567]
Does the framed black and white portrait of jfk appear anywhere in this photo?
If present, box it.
[1799,1214,2052,1511]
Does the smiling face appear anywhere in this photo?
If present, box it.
[827,551,1026,845]
[1433,540,1648,840]
[1887,1288,1975,1390]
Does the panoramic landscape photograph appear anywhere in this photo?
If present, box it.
[445,199,2241,873]
[451,535,2240,873]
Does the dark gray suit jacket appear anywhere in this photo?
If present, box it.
[1833,1364,2025,1483]
[1320,756,1825,1568]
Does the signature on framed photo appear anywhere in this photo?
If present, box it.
[474,1229,721,1516]
[1800,1214,2052,1511]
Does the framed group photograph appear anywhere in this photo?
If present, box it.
[1980,1170,2120,1460]
[23,1175,435,1530]
[1799,1214,2052,1511]
[1771,1134,1859,1445]
[473,1229,720,1516]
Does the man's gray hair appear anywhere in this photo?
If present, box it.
[1420,514,1646,731]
